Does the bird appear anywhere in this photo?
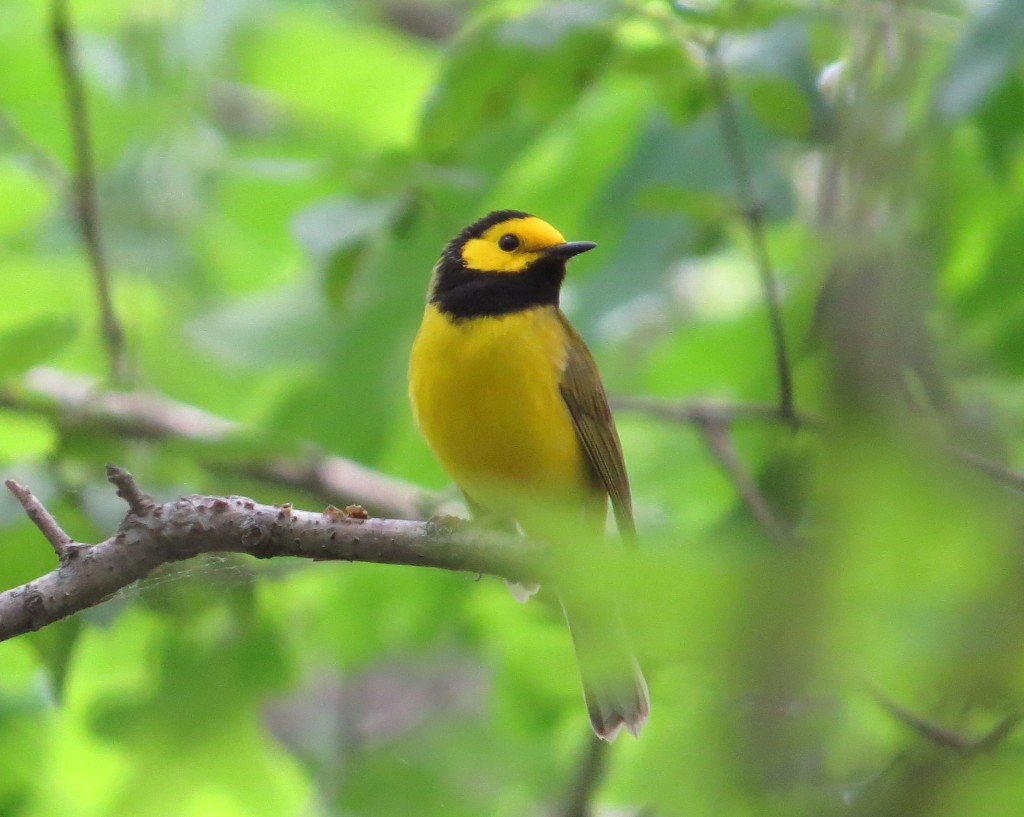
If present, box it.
[408,209,649,740]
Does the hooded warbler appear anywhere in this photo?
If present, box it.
[408,210,649,740]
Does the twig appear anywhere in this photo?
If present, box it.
[0,367,442,520]
[50,0,129,384]
[105,464,156,515]
[699,421,794,546]
[869,685,1021,755]
[4,480,75,558]
[558,732,610,817]
[616,393,1024,501]
[947,447,1024,493]
[703,39,796,427]
[611,395,823,429]
[0,467,541,643]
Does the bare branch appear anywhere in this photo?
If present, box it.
[703,40,796,427]
[0,367,442,520]
[0,468,540,644]
[4,480,76,558]
[947,447,1024,494]
[105,464,156,515]
[50,0,129,384]
[869,685,1021,755]
[558,732,610,817]
[616,393,1024,500]
[699,422,794,546]
[612,395,823,429]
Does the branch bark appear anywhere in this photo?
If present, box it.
[0,466,539,644]
[617,394,1024,498]
[703,39,796,428]
[51,0,129,384]
[611,395,823,429]
[698,421,795,546]
[868,684,1021,755]
[558,732,610,817]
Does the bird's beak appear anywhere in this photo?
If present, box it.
[547,241,597,259]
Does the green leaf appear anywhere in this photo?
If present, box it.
[976,75,1024,173]
[936,0,1024,118]
[291,196,402,301]
[0,159,52,238]
[725,20,825,139]
[419,2,616,169]
[186,282,332,368]
[240,5,436,149]
[743,75,811,138]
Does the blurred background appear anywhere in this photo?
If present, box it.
[2,0,1024,814]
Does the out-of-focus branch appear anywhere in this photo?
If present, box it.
[947,447,1024,494]
[614,393,798,543]
[702,39,796,428]
[699,421,794,546]
[617,394,1024,501]
[50,0,129,384]
[0,466,539,644]
[868,685,1021,754]
[558,732,610,817]
[611,395,822,429]
[0,367,442,520]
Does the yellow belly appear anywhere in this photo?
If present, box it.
[409,304,588,515]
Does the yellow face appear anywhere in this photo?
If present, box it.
[460,216,567,274]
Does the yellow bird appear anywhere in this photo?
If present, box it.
[408,210,649,739]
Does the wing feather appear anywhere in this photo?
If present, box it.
[556,311,637,543]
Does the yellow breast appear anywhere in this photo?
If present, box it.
[408,304,588,515]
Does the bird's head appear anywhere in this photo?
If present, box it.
[429,210,596,318]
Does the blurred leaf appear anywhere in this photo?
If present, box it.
[291,196,400,261]
[0,411,56,461]
[743,75,811,137]
[669,0,802,30]
[267,202,451,461]
[26,617,83,702]
[291,195,402,300]
[937,0,1024,118]
[0,315,77,381]
[725,19,829,139]
[187,281,332,369]
[614,16,709,120]
[976,75,1024,173]
[241,6,436,149]
[420,1,615,169]
[0,159,53,237]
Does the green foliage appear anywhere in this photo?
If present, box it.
[2,0,1024,814]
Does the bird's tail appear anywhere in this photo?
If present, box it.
[562,596,649,741]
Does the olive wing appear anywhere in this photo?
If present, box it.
[556,311,637,543]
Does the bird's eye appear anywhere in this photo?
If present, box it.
[498,234,520,252]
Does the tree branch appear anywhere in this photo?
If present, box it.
[50,0,129,384]
[703,39,796,427]
[558,732,610,817]
[698,421,794,546]
[868,684,1021,755]
[4,479,76,558]
[947,446,1024,494]
[0,367,442,520]
[0,466,539,644]
[616,394,1024,499]
[611,395,823,429]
